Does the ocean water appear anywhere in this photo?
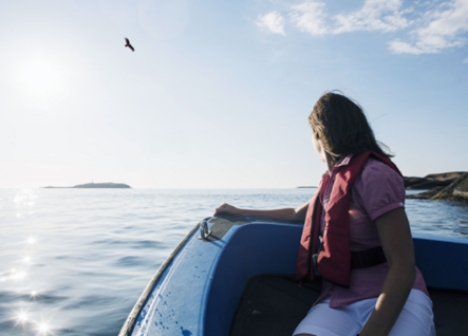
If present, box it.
[0,188,467,336]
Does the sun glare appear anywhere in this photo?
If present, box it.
[16,55,67,104]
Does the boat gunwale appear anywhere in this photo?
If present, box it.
[118,220,203,336]
[118,216,302,335]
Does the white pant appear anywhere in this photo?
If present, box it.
[293,289,436,336]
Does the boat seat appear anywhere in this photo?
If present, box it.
[230,275,468,336]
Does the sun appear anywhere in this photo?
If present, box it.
[16,54,68,104]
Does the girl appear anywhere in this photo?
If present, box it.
[214,92,435,336]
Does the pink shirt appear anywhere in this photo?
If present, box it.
[316,155,429,308]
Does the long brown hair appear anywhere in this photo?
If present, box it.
[309,92,392,164]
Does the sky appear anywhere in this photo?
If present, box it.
[0,0,467,189]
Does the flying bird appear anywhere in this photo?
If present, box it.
[125,38,135,52]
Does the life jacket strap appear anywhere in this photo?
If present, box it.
[351,246,387,269]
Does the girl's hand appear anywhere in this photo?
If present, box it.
[214,203,240,216]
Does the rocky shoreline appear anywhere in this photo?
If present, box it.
[405,172,468,202]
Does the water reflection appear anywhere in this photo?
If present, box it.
[10,270,27,281]
[15,310,28,325]
[11,308,54,335]
[13,189,38,206]
[37,322,51,334]
[3,190,53,335]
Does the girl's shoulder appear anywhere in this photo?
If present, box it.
[360,157,404,185]
[353,158,405,221]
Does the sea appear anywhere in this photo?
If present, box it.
[1,188,467,336]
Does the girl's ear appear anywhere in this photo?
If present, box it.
[312,136,327,164]
[324,151,336,172]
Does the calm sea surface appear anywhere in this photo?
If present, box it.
[1,188,467,336]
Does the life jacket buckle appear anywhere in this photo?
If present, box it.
[312,236,323,277]
[312,253,319,276]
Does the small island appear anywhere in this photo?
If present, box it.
[44,182,131,189]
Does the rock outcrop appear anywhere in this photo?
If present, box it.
[407,173,468,202]
[403,172,466,190]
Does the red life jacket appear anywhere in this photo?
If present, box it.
[295,151,401,287]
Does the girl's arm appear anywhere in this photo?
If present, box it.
[359,208,416,336]
[213,201,310,222]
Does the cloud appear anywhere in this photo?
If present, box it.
[256,0,468,55]
[389,0,468,54]
[287,0,409,35]
[256,11,286,36]
[333,0,410,33]
[464,58,468,63]
[289,1,329,36]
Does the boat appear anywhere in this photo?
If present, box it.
[119,215,468,336]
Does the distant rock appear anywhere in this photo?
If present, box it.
[407,173,468,202]
[44,182,131,189]
[72,182,131,188]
